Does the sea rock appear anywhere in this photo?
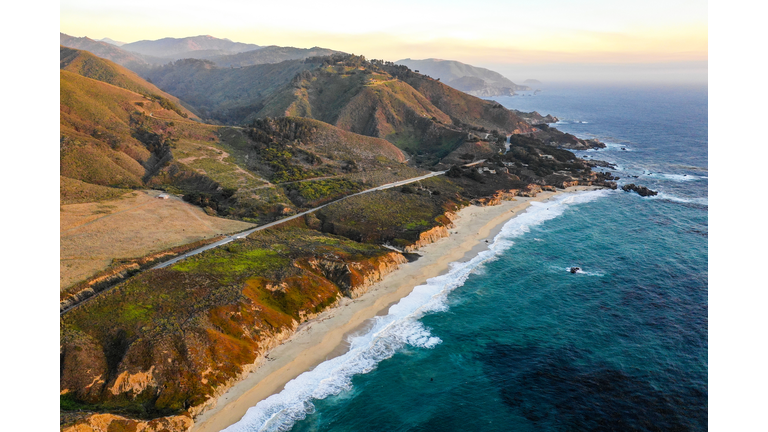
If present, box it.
[622,183,658,197]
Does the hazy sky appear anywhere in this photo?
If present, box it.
[60,0,708,83]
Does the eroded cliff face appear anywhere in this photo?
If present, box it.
[60,247,409,431]
[61,413,193,432]
[305,251,408,298]
[471,189,520,207]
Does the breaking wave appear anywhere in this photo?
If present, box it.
[223,189,612,432]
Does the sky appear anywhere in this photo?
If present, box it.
[60,0,708,83]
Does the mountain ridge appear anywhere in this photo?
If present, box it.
[396,58,531,97]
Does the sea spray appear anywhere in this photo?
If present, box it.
[224,189,611,432]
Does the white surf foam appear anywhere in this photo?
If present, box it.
[651,192,708,206]
[564,267,605,277]
[641,171,704,182]
[223,189,612,432]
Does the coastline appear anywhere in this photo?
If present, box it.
[191,185,601,432]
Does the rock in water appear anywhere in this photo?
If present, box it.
[622,183,658,197]
[570,267,580,274]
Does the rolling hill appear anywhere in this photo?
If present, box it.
[396,58,530,97]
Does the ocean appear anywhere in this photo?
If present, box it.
[225,83,708,431]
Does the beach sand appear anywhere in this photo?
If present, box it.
[191,185,600,432]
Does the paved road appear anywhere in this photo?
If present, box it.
[151,170,448,269]
[60,163,486,315]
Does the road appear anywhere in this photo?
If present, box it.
[60,162,484,315]
[151,169,448,269]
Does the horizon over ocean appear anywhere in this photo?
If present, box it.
[224,83,708,432]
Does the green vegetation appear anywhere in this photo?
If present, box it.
[60,227,392,417]
[283,178,364,207]
[317,176,467,246]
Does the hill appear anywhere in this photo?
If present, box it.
[208,45,342,67]
[60,46,199,119]
[142,58,316,123]
[396,58,530,97]
[251,55,535,164]
[60,33,150,68]
[121,35,260,60]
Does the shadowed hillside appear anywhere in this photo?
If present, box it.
[143,58,316,123]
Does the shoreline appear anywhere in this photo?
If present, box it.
[191,185,601,432]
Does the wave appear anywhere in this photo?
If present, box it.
[640,171,705,182]
[223,189,611,432]
[651,192,708,206]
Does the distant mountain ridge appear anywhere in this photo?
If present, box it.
[209,45,342,68]
[60,33,340,70]
[395,58,530,97]
[60,33,149,68]
[121,35,261,60]
[98,37,125,46]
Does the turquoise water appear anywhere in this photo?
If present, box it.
[225,84,708,431]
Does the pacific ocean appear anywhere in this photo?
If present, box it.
[227,83,708,432]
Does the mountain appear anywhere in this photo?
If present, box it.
[143,58,316,123]
[121,35,260,60]
[60,47,202,202]
[60,46,198,118]
[60,33,149,68]
[252,56,534,164]
[395,58,530,97]
[524,79,542,85]
[98,37,126,46]
[208,45,342,67]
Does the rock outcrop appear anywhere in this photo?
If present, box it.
[622,183,658,197]
[404,225,451,252]
[471,189,520,206]
[61,413,193,432]
[307,252,408,298]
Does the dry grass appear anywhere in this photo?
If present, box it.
[60,189,253,289]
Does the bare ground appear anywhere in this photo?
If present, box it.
[60,190,254,289]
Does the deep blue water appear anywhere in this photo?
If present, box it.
[225,84,708,432]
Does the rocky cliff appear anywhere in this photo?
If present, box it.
[60,230,410,431]
[61,413,193,432]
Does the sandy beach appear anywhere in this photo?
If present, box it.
[191,185,600,432]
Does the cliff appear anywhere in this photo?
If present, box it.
[62,413,193,432]
[60,228,409,429]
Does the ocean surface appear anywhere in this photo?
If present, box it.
[225,83,708,432]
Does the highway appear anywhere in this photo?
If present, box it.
[151,169,448,269]
[61,162,485,315]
